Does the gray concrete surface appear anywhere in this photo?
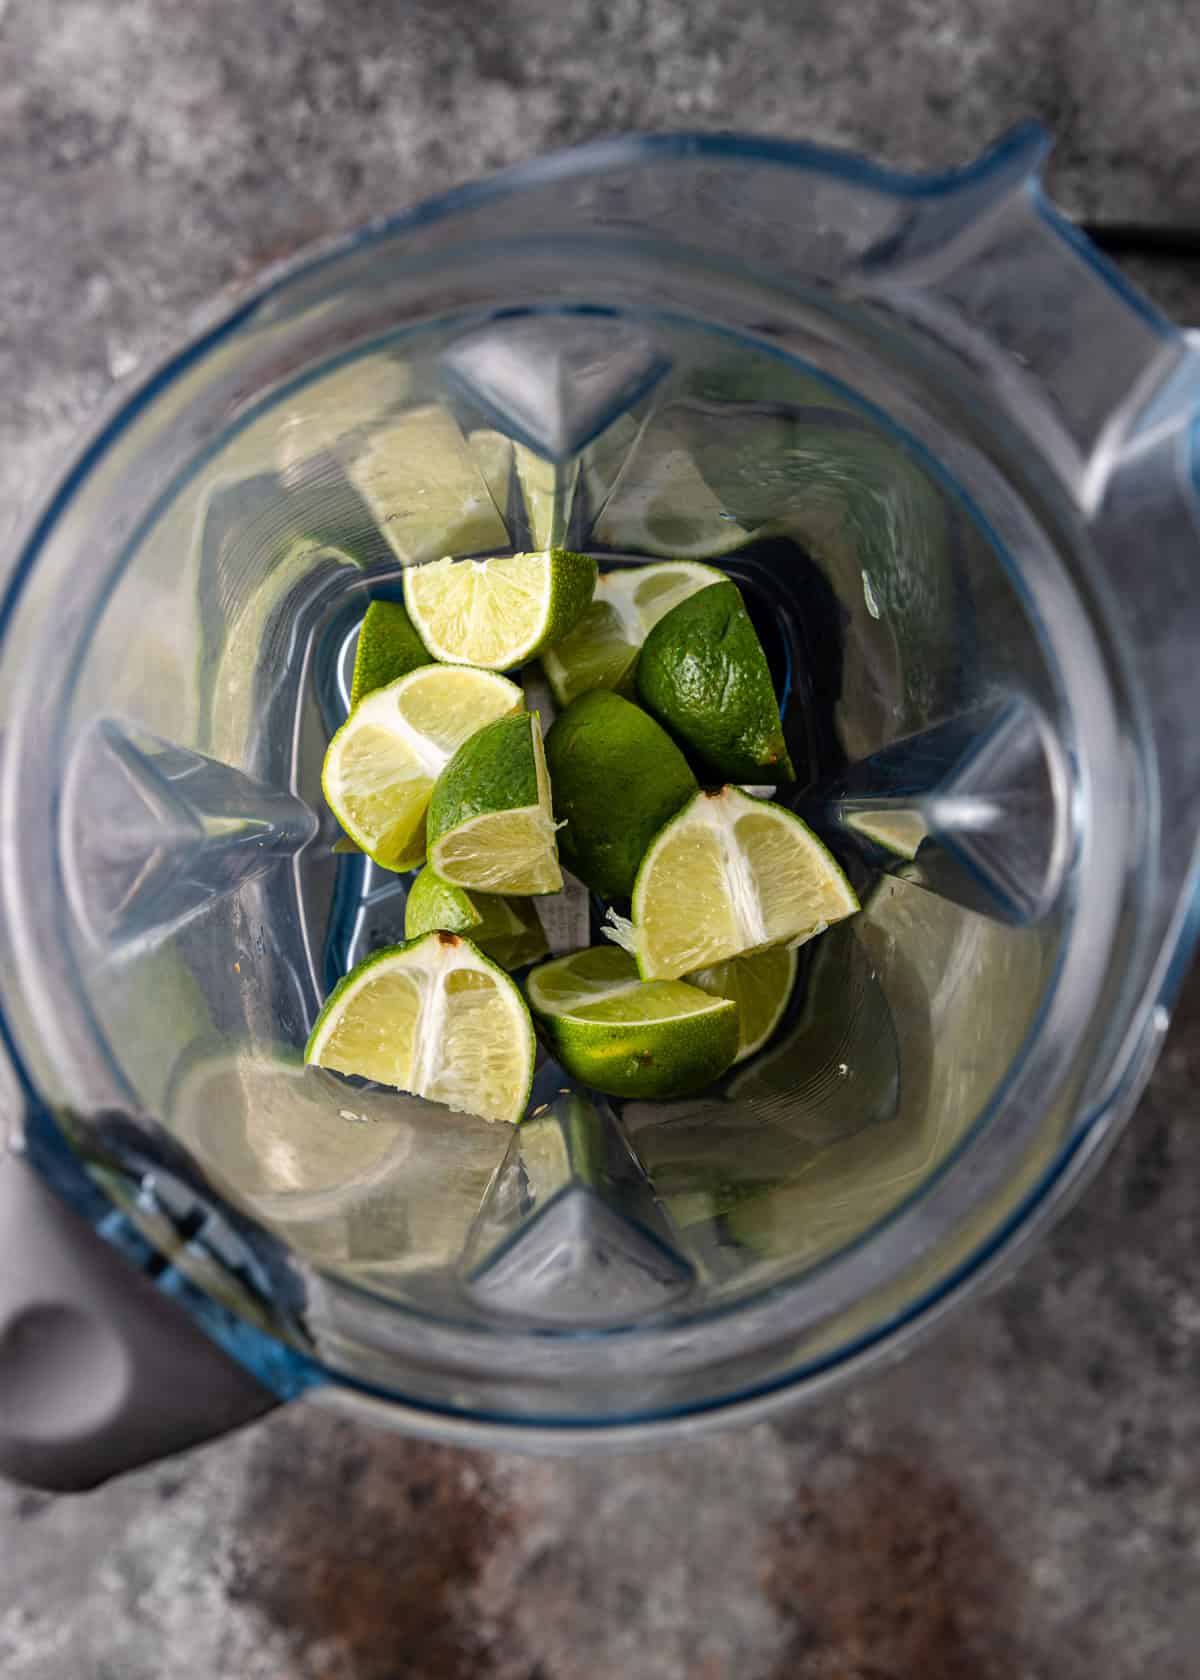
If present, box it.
[3,1,1200,1675]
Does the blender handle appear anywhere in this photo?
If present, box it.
[0,1147,276,1492]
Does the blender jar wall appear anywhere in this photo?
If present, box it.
[45,311,1067,1313]
[0,130,1194,1435]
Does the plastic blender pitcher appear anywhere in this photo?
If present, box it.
[4,125,1200,1488]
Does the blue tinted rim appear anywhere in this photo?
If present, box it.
[1,121,1184,1433]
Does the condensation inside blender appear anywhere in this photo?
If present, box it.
[64,315,1065,1329]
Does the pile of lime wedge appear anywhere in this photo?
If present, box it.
[308,547,858,1123]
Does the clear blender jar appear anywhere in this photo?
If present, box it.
[3,125,1200,1486]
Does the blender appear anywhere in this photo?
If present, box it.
[3,124,1199,1489]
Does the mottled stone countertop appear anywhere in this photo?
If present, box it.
[2,2,1200,1676]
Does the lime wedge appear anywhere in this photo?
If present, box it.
[637,579,794,782]
[322,665,523,870]
[544,689,697,899]
[306,933,535,1124]
[525,946,739,1099]
[350,598,433,708]
[428,711,562,895]
[404,865,548,971]
[687,944,798,1062]
[404,548,597,669]
[541,559,725,708]
[608,786,859,980]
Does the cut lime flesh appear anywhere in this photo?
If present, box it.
[404,548,597,669]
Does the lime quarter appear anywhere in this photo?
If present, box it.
[544,690,697,899]
[687,944,798,1062]
[637,580,794,782]
[541,559,725,708]
[526,945,739,1100]
[306,932,535,1124]
[608,785,858,980]
[350,598,433,708]
[428,711,563,895]
[404,548,597,669]
[404,865,548,971]
[322,664,523,870]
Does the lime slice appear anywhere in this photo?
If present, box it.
[608,786,859,980]
[544,689,697,899]
[526,946,739,1100]
[405,865,548,971]
[306,933,535,1124]
[404,548,597,669]
[428,711,562,895]
[637,580,794,782]
[322,665,523,870]
[350,598,433,708]
[541,560,725,708]
[348,404,509,564]
[593,412,754,558]
[687,945,798,1063]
